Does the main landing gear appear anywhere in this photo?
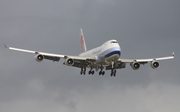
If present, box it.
[80,67,95,75]
[99,70,105,75]
[80,67,86,75]
[80,61,117,77]
[88,67,94,75]
[89,70,94,75]
[99,66,105,75]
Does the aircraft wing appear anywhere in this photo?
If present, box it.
[4,45,96,67]
[119,52,174,64]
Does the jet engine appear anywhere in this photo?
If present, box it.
[64,58,74,66]
[130,61,140,70]
[151,60,159,69]
[35,54,44,62]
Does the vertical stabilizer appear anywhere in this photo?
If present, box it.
[80,28,87,53]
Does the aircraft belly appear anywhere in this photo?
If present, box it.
[105,54,120,62]
[93,54,120,66]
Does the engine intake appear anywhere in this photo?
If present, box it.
[130,61,140,70]
[151,60,159,69]
[65,58,74,66]
[35,54,44,62]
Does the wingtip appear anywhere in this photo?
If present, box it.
[4,44,8,48]
[172,52,175,57]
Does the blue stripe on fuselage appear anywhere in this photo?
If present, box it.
[104,50,121,58]
[97,47,121,60]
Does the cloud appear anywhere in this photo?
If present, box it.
[1,82,180,112]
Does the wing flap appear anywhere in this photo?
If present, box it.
[44,55,60,62]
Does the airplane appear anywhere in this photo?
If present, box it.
[4,28,174,77]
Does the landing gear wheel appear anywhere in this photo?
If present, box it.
[110,69,116,77]
[99,71,105,75]
[92,70,94,75]
[88,71,91,75]
[102,71,105,75]
[80,67,86,75]
[89,70,95,75]
[99,71,102,75]
[114,69,116,73]
[113,73,116,77]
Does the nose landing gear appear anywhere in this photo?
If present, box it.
[110,69,116,77]
[110,61,116,77]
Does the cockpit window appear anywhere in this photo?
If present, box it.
[111,41,117,43]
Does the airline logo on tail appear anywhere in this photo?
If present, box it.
[80,28,87,53]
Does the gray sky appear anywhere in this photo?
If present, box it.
[0,0,180,112]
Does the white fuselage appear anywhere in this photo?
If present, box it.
[79,40,121,65]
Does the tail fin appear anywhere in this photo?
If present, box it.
[80,28,87,53]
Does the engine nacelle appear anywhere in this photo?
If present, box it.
[130,61,140,70]
[151,60,159,69]
[64,58,74,66]
[34,54,44,62]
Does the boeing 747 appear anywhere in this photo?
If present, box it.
[5,29,174,77]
